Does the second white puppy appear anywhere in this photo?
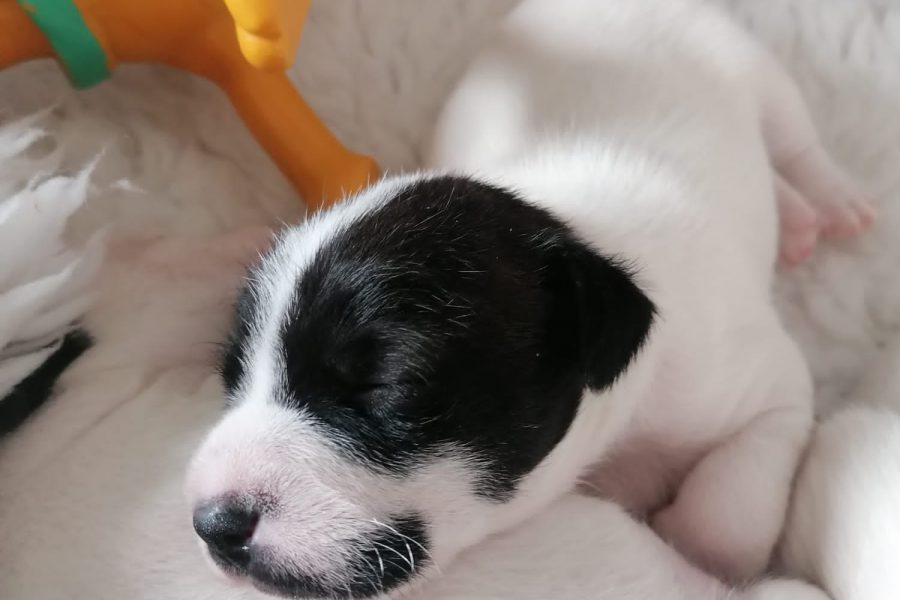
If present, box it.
[780,337,900,600]
[187,0,871,596]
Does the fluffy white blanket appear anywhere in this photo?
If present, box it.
[0,120,103,400]
[1,0,899,598]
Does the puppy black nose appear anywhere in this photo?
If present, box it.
[193,500,258,569]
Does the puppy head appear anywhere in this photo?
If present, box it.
[186,175,654,598]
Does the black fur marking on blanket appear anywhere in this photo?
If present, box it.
[0,329,92,439]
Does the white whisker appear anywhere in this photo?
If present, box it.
[374,545,385,576]
[370,518,442,575]
[371,540,413,574]
[359,552,384,594]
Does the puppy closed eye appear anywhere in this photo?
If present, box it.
[326,334,420,400]
[327,333,380,383]
[343,380,416,420]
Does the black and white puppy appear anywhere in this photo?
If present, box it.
[187,0,873,597]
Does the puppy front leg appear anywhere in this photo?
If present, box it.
[652,404,813,583]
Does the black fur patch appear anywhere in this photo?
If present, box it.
[251,513,428,599]
[230,175,655,500]
[0,329,92,439]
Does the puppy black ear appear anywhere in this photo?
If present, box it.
[542,236,655,392]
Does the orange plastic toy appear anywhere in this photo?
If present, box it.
[0,0,380,213]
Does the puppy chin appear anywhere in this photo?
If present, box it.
[199,545,247,587]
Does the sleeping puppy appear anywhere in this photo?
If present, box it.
[187,0,873,597]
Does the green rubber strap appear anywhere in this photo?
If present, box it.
[17,0,110,88]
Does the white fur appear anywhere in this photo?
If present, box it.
[426,495,829,600]
[780,406,900,600]
[779,339,900,600]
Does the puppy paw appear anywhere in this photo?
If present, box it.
[775,174,820,268]
[776,147,875,244]
[811,182,875,240]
